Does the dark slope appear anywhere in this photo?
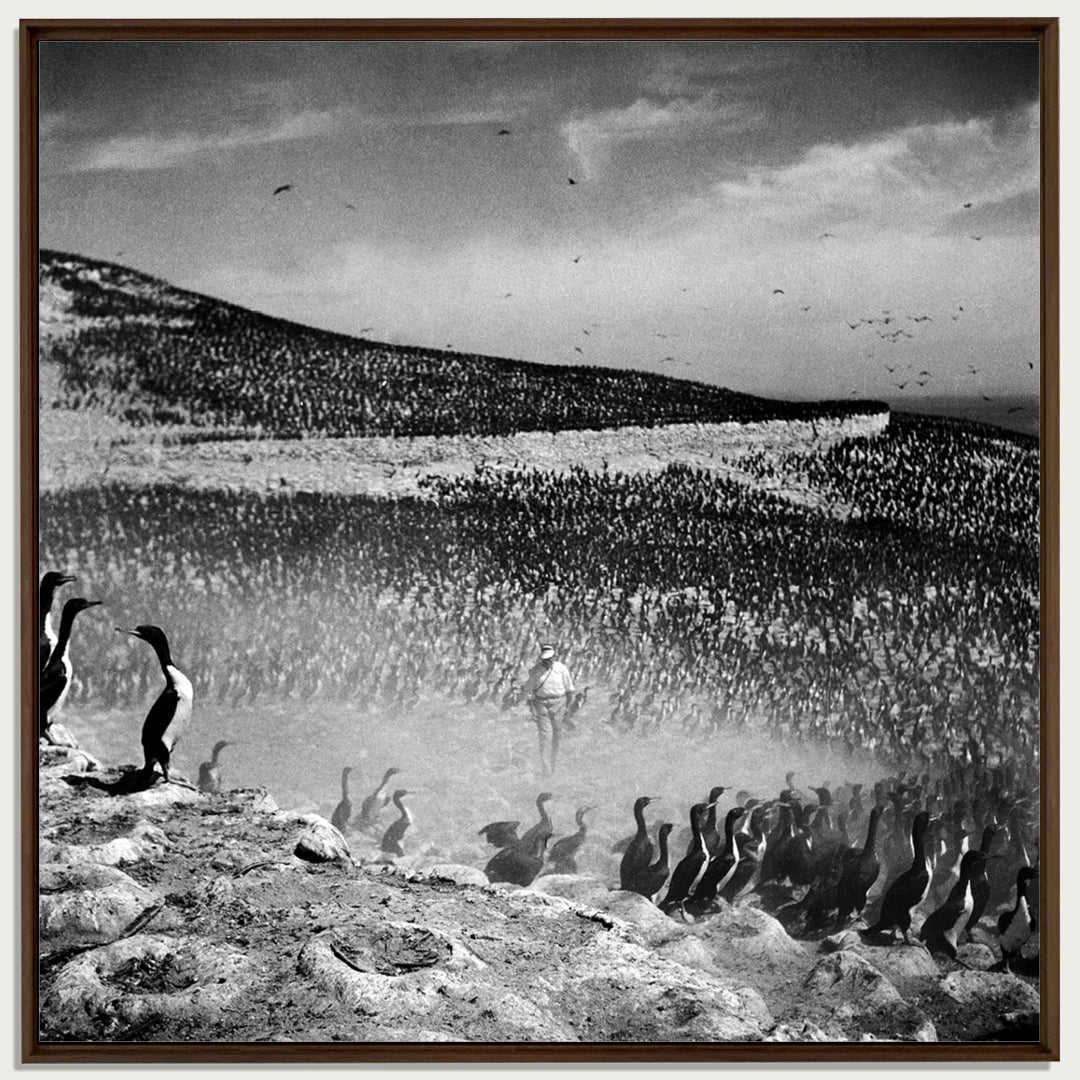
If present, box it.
[40,250,886,440]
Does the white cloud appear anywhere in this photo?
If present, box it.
[70,109,341,173]
[563,93,759,179]
[710,103,1039,236]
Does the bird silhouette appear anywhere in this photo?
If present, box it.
[497,129,511,136]
[272,184,293,196]
[344,203,356,211]
[572,255,582,263]
[772,289,785,295]
[573,347,584,354]
[567,177,577,185]
[969,235,983,241]
[963,202,973,208]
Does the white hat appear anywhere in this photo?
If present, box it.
[539,643,556,658]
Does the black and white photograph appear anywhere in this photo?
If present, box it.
[28,23,1053,1056]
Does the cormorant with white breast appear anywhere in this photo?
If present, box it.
[120,625,193,785]
[862,810,937,945]
[198,740,233,794]
[379,789,414,856]
[40,597,101,736]
[331,766,354,832]
[685,807,746,917]
[920,849,994,960]
[659,802,710,914]
[39,571,75,672]
[835,804,884,924]
[997,866,1038,967]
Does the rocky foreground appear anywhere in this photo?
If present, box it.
[38,746,1038,1046]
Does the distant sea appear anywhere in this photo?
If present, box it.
[884,395,1040,438]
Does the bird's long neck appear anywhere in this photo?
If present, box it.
[50,604,83,666]
[656,827,671,868]
[537,799,551,830]
[633,801,648,837]
[375,769,395,798]
[862,810,881,858]
[211,744,225,765]
[704,801,719,834]
[39,580,56,638]
[150,638,175,680]
[912,820,930,867]
[395,793,411,823]
[341,771,351,799]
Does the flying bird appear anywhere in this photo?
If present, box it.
[272,184,293,196]
[820,232,836,238]
[963,202,973,208]
[801,306,811,312]
[969,235,983,241]
[772,289,785,295]
[344,203,356,211]
[567,177,577,185]
[573,346,584,354]
[572,255,582,263]
[496,129,511,136]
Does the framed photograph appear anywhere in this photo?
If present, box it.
[22,18,1058,1063]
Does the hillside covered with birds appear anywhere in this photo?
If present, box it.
[39,250,886,440]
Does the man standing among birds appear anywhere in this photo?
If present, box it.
[523,642,575,776]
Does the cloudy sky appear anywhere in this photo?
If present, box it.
[38,38,1040,401]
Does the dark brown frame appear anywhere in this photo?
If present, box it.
[20,18,1059,1064]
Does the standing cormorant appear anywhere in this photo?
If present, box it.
[997,866,1038,965]
[484,832,549,886]
[619,796,657,891]
[197,740,233,794]
[39,598,101,735]
[629,823,674,900]
[862,811,937,944]
[685,807,746,916]
[920,849,993,960]
[547,805,594,874]
[379,789,414,856]
[660,803,710,914]
[121,625,193,784]
[38,572,75,671]
[698,786,729,857]
[835,804,884,924]
[720,804,768,903]
[358,766,402,830]
[330,766,354,832]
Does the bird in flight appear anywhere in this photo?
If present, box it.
[568,177,578,185]
[969,235,983,241]
[963,202,973,208]
[982,395,992,401]
[497,129,511,136]
[344,203,356,211]
[503,293,514,298]
[1028,361,1035,370]
[772,289,785,295]
[573,346,584,354]
[272,184,293,196]
[1007,406,1023,414]
[661,356,676,363]
[572,255,582,263]
[358,326,374,333]
[820,232,836,239]
[801,306,811,312]
[894,382,908,390]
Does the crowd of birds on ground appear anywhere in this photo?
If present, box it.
[41,405,1037,781]
[38,561,1039,979]
[41,249,886,441]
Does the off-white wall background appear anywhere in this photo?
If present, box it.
[2,2,1074,1077]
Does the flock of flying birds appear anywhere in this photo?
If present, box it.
[266,176,1031,407]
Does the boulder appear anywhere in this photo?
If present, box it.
[415,863,490,888]
[41,933,254,1039]
[529,874,611,905]
[654,934,717,973]
[589,890,687,947]
[765,1019,837,1042]
[293,815,351,864]
[956,943,997,971]
[696,903,806,970]
[856,943,941,988]
[804,952,903,1008]
[939,969,1040,1013]
[39,863,160,948]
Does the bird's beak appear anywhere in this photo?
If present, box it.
[117,626,139,637]
[85,601,103,609]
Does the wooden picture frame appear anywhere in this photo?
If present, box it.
[21,18,1058,1063]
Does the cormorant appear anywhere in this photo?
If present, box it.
[38,571,75,672]
[835,804,884,924]
[920,849,993,960]
[721,804,768,903]
[484,832,549,886]
[619,796,657,891]
[964,824,998,933]
[997,866,1038,964]
[862,811,936,945]
[478,820,520,848]
[629,823,674,901]
[379,789,414,856]
[331,766,354,833]
[547,805,594,874]
[197,740,233,794]
[698,786,729,857]
[120,625,193,784]
[660,803,710,914]
[40,598,101,735]
[685,807,746,916]
[358,766,402,830]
